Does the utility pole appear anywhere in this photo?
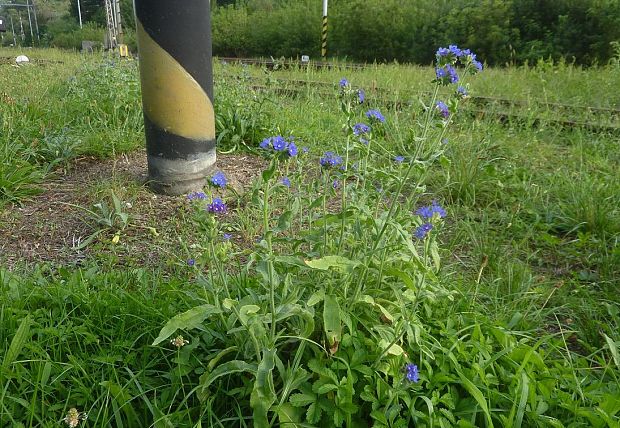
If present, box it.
[31,0,40,41]
[321,0,328,60]
[18,11,24,41]
[77,0,82,28]
[25,0,33,44]
[10,14,16,45]
[134,0,216,195]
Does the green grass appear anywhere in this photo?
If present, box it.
[1,48,619,426]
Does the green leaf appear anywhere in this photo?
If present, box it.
[262,160,277,182]
[2,314,32,369]
[207,347,239,372]
[239,305,261,324]
[379,340,405,356]
[449,354,494,427]
[316,383,338,394]
[323,295,342,347]
[307,402,322,425]
[152,305,221,345]
[307,289,325,306]
[603,334,620,369]
[290,393,316,407]
[199,360,257,391]
[100,380,140,425]
[275,210,294,232]
[250,348,277,428]
[305,256,360,273]
[277,403,302,427]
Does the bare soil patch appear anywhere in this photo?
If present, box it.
[0,151,266,270]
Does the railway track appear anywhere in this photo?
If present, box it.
[217,70,620,133]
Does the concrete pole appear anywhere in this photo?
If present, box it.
[134,0,216,195]
[26,0,34,44]
[77,0,82,29]
[10,15,16,46]
[321,0,328,60]
[31,0,40,41]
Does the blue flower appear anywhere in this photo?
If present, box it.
[339,78,349,88]
[302,146,310,154]
[414,223,433,239]
[358,89,365,103]
[436,47,450,57]
[210,171,227,188]
[272,136,288,151]
[365,109,385,123]
[446,64,459,83]
[222,233,232,241]
[457,86,467,97]
[436,101,449,118]
[473,59,483,72]
[333,179,340,189]
[207,198,227,214]
[405,363,419,383]
[259,137,272,149]
[394,155,405,163]
[436,67,447,79]
[187,258,196,267]
[288,142,298,157]
[281,177,291,187]
[449,44,463,57]
[320,151,343,168]
[187,191,206,201]
[416,201,447,219]
[353,123,371,136]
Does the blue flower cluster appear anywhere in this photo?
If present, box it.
[436,63,459,84]
[405,363,420,383]
[416,200,447,219]
[260,136,298,157]
[320,151,343,168]
[210,171,227,188]
[353,123,371,136]
[187,191,207,201]
[207,198,227,214]
[414,223,433,239]
[365,109,385,123]
[413,201,446,239]
[436,44,483,72]
[436,101,450,119]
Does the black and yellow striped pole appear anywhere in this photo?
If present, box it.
[321,0,328,60]
[134,0,216,195]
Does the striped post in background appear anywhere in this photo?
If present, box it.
[134,0,216,195]
[321,0,328,60]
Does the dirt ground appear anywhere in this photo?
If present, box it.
[0,151,266,270]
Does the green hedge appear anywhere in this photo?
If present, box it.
[212,0,620,65]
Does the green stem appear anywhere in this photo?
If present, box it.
[262,177,277,342]
[351,83,441,303]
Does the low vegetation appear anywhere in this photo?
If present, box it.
[0,47,619,426]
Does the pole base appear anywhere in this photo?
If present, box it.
[147,152,215,196]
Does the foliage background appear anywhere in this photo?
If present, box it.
[2,0,620,65]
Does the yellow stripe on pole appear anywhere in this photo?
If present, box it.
[136,21,215,141]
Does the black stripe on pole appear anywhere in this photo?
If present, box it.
[134,0,212,99]
[144,117,215,159]
[134,0,216,195]
[321,15,328,59]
